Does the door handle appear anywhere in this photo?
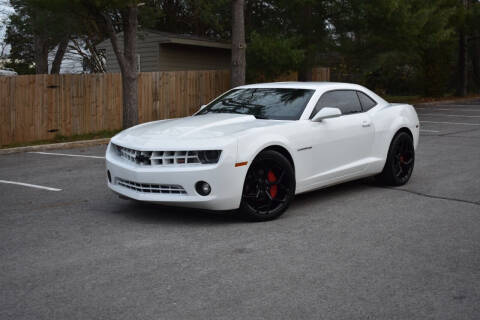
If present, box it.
[361,120,371,127]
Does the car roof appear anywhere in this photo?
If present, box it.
[236,82,366,90]
[234,82,388,105]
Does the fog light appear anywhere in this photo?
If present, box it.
[195,181,211,196]
[107,170,111,183]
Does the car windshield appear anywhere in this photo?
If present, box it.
[196,88,315,120]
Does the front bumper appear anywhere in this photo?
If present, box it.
[105,143,247,210]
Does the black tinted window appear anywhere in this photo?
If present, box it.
[197,88,314,120]
[357,91,377,111]
[310,90,362,118]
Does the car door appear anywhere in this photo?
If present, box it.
[306,90,375,186]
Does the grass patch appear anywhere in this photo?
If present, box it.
[384,95,422,104]
[1,129,120,149]
[384,94,480,104]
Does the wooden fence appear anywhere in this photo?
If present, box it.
[272,67,331,82]
[311,67,330,82]
[0,70,230,146]
[0,67,330,146]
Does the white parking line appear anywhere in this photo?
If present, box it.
[29,152,105,159]
[416,107,480,112]
[418,113,480,118]
[421,121,480,126]
[420,129,440,133]
[438,104,480,107]
[0,179,62,191]
[436,108,480,112]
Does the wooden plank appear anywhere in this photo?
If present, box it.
[9,76,16,144]
[0,77,9,145]
[0,69,233,145]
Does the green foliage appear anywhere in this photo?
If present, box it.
[4,0,479,95]
[5,0,81,74]
[4,12,35,74]
[245,0,330,80]
[330,0,459,96]
[138,0,231,38]
[247,32,305,82]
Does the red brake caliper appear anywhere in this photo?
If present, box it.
[267,170,278,198]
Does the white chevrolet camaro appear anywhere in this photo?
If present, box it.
[106,82,419,221]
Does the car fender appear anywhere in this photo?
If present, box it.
[235,131,296,171]
[372,104,419,165]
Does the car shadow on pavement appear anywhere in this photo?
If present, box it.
[111,200,243,225]
[291,179,369,207]
[109,179,372,225]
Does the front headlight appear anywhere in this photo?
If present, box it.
[198,150,222,164]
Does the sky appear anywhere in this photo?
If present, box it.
[0,1,14,54]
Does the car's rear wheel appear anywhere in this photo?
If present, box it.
[377,131,415,186]
[240,150,295,221]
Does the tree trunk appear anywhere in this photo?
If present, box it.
[471,37,480,88]
[50,37,69,74]
[104,5,139,129]
[34,36,49,74]
[298,48,314,81]
[456,0,469,96]
[457,30,468,96]
[297,4,314,82]
[231,0,246,87]
[120,6,139,129]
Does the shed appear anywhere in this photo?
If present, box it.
[96,30,231,73]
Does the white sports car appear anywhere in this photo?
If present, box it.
[106,82,419,221]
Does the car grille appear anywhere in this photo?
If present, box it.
[112,144,210,166]
[116,178,187,194]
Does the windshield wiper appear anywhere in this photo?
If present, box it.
[222,98,266,110]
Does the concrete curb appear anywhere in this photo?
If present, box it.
[0,138,110,155]
[414,96,480,106]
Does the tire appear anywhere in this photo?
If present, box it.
[377,131,415,186]
[239,150,295,221]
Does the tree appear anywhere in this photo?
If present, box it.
[138,0,231,40]
[107,5,139,128]
[329,0,457,96]
[231,0,246,86]
[70,0,140,128]
[469,1,480,90]
[246,32,304,81]
[456,0,469,96]
[4,12,35,74]
[243,0,330,81]
[6,0,75,74]
[455,0,480,95]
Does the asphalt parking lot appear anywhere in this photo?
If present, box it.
[1,99,480,319]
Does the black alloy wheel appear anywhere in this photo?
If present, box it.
[377,131,415,186]
[240,150,295,221]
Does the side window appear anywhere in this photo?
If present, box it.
[356,91,377,111]
[310,90,362,118]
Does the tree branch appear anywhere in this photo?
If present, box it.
[50,37,70,74]
[103,12,126,72]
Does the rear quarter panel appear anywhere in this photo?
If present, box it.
[369,104,419,172]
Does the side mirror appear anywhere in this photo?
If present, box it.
[311,107,342,122]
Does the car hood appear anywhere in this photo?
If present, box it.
[111,113,289,149]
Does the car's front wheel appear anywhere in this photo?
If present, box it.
[377,131,415,186]
[240,150,295,221]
